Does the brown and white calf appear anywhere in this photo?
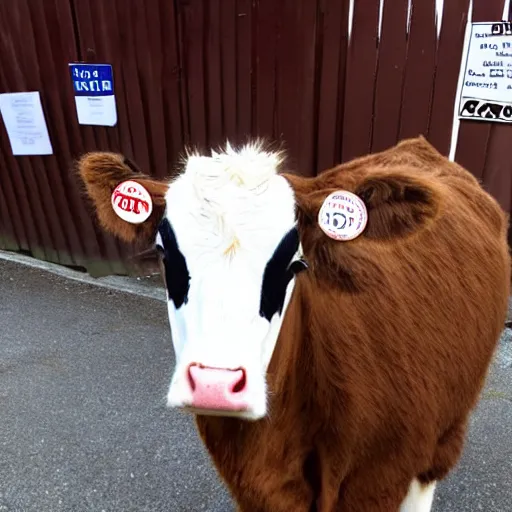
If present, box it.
[77,137,510,511]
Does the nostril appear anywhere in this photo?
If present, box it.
[230,369,247,394]
[187,363,198,391]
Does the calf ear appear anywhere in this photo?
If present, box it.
[354,173,441,240]
[77,152,169,245]
[285,172,440,241]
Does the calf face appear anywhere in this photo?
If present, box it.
[158,150,307,420]
[78,143,306,420]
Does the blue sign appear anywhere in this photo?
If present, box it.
[69,63,114,97]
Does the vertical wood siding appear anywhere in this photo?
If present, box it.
[0,0,509,276]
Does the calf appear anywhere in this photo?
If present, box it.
[77,137,510,511]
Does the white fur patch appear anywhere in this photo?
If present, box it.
[162,142,301,420]
[400,479,437,512]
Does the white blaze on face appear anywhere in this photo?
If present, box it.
[156,143,304,420]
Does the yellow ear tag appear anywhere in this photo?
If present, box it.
[318,190,368,241]
[111,180,153,224]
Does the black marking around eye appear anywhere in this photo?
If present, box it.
[158,218,190,309]
[259,227,306,321]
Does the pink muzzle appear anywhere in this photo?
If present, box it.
[187,364,249,412]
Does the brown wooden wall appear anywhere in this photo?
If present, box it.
[0,0,511,277]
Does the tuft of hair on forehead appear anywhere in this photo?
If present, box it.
[183,139,286,193]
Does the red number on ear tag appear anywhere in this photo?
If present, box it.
[111,180,153,224]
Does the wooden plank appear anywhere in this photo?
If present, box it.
[454,0,506,180]
[94,0,132,156]
[132,0,169,176]
[205,0,224,149]
[334,1,350,166]
[398,0,437,141]
[254,0,278,140]
[0,146,26,250]
[295,0,318,177]
[179,0,207,151]
[428,0,470,155]
[482,124,512,214]
[0,154,23,251]
[235,0,253,141]
[275,0,302,163]
[0,76,37,256]
[159,0,185,166]
[341,0,380,163]
[316,0,350,172]
[220,0,238,143]
[0,14,30,253]
[112,0,152,170]
[371,0,408,153]
[0,148,44,258]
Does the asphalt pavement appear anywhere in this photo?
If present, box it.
[0,259,511,511]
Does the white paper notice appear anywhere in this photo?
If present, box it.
[74,96,117,126]
[458,21,512,124]
[0,92,53,155]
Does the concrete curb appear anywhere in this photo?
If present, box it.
[0,250,167,303]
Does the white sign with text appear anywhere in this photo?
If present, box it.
[0,91,53,156]
[458,21,512,124]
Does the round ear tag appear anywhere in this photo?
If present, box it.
[318,190,368,241]
[111,180,153,224]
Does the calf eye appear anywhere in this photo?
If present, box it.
[289,259,308,275]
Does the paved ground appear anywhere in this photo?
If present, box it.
[0,259,511,511]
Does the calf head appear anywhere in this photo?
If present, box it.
[78,138,441,421]
[78,143,307,420]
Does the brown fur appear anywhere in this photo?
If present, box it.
[77,137,510,511]
[196,138,510,511]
